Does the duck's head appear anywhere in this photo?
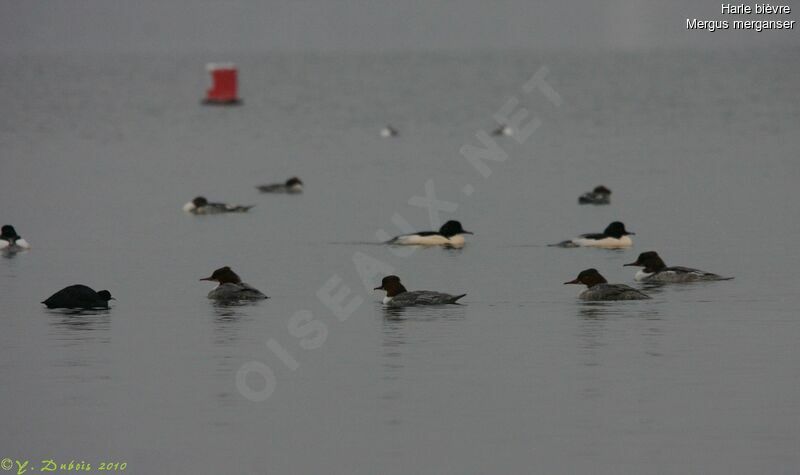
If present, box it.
[373,275,408,297]
[286,177,303,187]
[200,266,242,284]
[439,220,473,238]
[624,251,666,272]
[593,185,611,195]
[1,225,20,240]
[97,290,115,302]
[564,268,608,288]
[603,221,633,238]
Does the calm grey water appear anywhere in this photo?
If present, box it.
[2,50,799,474]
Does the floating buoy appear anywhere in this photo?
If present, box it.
[202,62,241,105]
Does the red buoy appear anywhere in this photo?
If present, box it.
[203,63,241,105]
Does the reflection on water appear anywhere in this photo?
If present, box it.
[46,308,111,331]
[380,303,467,322]
[2,249,27,259]
[576,301,664,357]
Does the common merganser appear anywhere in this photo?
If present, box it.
[491,125,514,137]
[380,126,398,138]
[1,225,31,251]
[256,177,304,194]
[183,196,254,214]
[42,285,114,309]
[564,268,650,301]
[552,221,634,249]
[386,220,473,248]
[578,185,611,205]
[200,266,268,301]
[374,275,465,307]
[624,251,733,283]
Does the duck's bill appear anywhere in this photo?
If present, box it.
[373,286,384,290]
[199,276,214,281]
[623,262,638,267]
[564,279,580,285]
[626,232,636,235]
[462,231,474,235]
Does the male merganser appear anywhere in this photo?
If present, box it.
[256,177,304,194]
[552,221,634,249]
[1,225,31,251]
[386,220,473,248]
[380,126,398,138]
[564,269,650,301]
[491,125,514,137]
[624,251,733,283]
[578,185,612,205]
[200,266,268,301]
[374,275,466,307]
[183,196,254,214]
[42,285,114,309]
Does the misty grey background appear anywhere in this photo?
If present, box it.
[2,0,799,53]
[1,2,799,475]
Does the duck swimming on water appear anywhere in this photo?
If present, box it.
[200,266,268,301]
[183,197,254,214]
[374,275,466,307]
[42,285,114,309]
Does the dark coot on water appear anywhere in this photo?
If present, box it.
[42,285,115,309]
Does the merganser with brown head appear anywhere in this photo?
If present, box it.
[200,266,268,301]
[624,251,733,283]
[564,268,650,301]
[374,275,466,307]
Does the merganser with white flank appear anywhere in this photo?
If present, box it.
[42,285,114,309]
[564,269,650,301]
[183,196,254,214]
[374,275,465,307]
[380,126,398,137]
[200,266,268,301]
[578,185,611,205]
[551,221,634,249]
[256,177,304,194]
[386,220,473,248]
[624,251,733,283]
[1,225,31,251]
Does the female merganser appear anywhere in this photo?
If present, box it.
[374,275,465,307]
[386,220,473,248]
[200,266,268,301]
[624,251,733,283]
[491,125,514,137]
[256,177,304,194]
[42,285,114,309]
[578,185,611,205]
[552,221,634,249]
[183,196,254,214]
[1,225,31,251]
[564,269,650,301]
[380,126,398,138]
